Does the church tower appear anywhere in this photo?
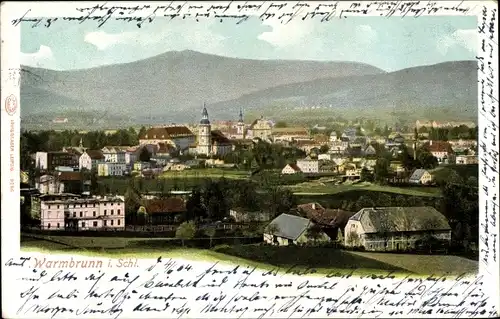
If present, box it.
[236,107,245,138]
[197,102,212,156]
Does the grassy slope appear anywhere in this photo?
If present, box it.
[289,183,442,197]
[21,236,477,277]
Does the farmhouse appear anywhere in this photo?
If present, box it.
[409,169,433,185]
[263,213,330,246]
[143,197,187,224]
[297,203,354,240]
[423,140,455,165]
[281,163,302,175]
[344,206,451,252]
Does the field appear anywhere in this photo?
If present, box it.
[288,182,442,197]
[161,168,249,180]
[22,235,478,277]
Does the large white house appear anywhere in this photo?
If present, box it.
[98,162,127,177]
[296,158,319,173]
[40,195,126,231]
[79,150,105,171]
[139,126,196,151]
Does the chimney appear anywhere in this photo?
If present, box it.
[312,203,316,210]
[430,140,433,146]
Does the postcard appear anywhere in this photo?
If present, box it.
[1,1,499,318]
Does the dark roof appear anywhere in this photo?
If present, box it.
[287,163,301,172]
[139,126,194,139]
[86,150,104,160]
[211,130,231,145]
[297,203,354,228]
[265,213,313,240]
[144,198,187,214]
[157,143,176,154]
[350,206,451,233]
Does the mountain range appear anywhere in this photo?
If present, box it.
[20,50,477,128]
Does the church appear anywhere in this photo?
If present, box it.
[191,104,233,157]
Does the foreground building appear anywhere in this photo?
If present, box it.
[263,213,330,246]
[344,206,451,251]
[39,195,125,231]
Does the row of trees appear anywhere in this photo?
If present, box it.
[124,176,296,225]
[418,125,478,141]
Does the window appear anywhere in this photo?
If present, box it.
[80,204,83,208]
[111,220,114,226]
[47,223,51,229]
[104,210,107,215]
[118,209,121,215]
[93,203,96,207]
[85,204,88,207]
[73,212,76,217]
[111,210,114,215]
[93,221,98,227]
[118,220,121,225]
[82,222,85,228]
[47,211,51,218]
[57,223,60,228]
[48,205,51,209]
[93,211,96,217]
[104,203,107,206]
[57,205,60,209]
[80,211,83,217]
[104,220,107,226]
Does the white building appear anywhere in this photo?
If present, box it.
[281,164,302,175]
[139,126,195,151]
[98,163,127,177]
[79,150,105,171]
[296,158,319,173]
[197,104,212,156]
[40,195,126,231]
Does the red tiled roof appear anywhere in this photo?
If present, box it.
[297,203,354,227]
[56,171,83,181]
[424,141,454,153]
[144,198,187,214]
[272,127,309,136]
[139,126,194,139]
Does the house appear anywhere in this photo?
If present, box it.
[229,208,271,223]
[143,197,187,224]
[296,158,319,173]
[272,127,310,143]
[297,203,354,240]
[281,163,302,175]
[210,130,233,156]
[101,146,137,165]
[246,116,273,140]
[423,141,455,164]
[134,161,151,171]
[139,126,196,151]
[390,161,405,174]
[455,155,479,165]
[39,195,125,231]
[79,150,105,171]
[294,140,322,154]
[156,143,177,157]
[363,145,377,157]
[35,151,79,171]
[97,162,127,176]
[35,175,59,194]
[263,213,330,246]
[344,206,451,251]
[409,169,433,185]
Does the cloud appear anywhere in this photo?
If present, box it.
[355,25,378,45]
[257,19,315,48]
[21,45,56,68]
[84,31,140,50]
[437,29,476,55]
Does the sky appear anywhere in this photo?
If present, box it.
[21,15,477,72]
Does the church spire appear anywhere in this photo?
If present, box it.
[200,102,210,125]
[238,107,244,123]
[79,138,83,148]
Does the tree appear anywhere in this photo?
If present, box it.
[204,226,217,248]
[176,221,197,246]
[360,167,373,182]
[354,196,375,212]
[274,121,288,128]
[416,150,438,169]
[376,193,392,207]
[374,158,390,184]
[319,144,329,154]
[305,224,324,246]
[139,147,151,162]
